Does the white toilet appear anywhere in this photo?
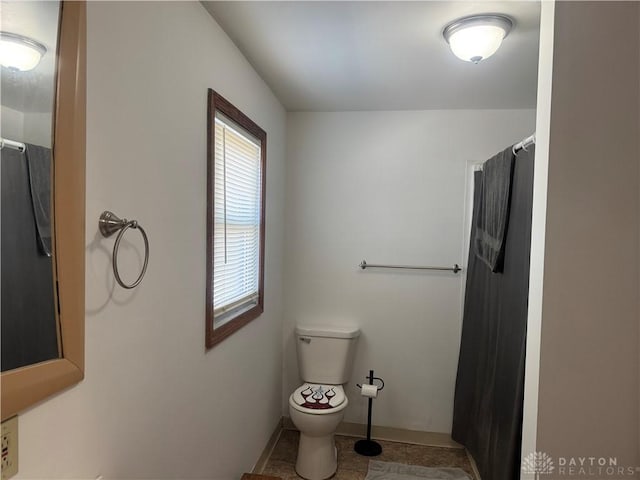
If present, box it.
[288,325,360,480]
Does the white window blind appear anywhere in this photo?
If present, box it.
[213,112,262,327]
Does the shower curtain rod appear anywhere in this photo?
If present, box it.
[472,133,536,170]
[512,133,536,154]
[0,137,26,153]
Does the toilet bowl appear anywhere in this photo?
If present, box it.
[288,326,360,480]
[289,384,348,480]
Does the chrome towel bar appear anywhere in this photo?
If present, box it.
[99,211,149,289]
[359,260,461,274]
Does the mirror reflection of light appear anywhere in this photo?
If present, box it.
[0,32,47,72]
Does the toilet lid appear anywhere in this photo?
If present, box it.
[291,383,346,410]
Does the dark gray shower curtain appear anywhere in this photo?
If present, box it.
[451,146,535,480]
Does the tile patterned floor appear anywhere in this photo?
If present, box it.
[261,430,476,480]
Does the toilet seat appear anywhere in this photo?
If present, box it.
[289,383,347,415]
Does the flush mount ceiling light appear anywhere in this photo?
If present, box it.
[0,32,47,72]
[443,14,513,64]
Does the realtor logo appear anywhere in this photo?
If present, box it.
[522,452,555,475]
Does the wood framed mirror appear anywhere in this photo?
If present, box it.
[1,1,86,421]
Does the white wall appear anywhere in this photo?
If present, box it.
[521,0,555,466]
[1,106,24,142]
[284,109,535,433]
[1,106,53,148]
[15,2,286,479]
[23,112,53,148]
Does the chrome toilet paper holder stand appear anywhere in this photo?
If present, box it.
[355,370,385,457]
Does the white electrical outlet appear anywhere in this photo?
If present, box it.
[1,416,18,480]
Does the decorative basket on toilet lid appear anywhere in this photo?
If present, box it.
[292,383,346,410]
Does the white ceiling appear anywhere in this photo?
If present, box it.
[203,1,541,111]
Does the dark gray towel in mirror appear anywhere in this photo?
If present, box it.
[474,147,515,272]
[1,146,59,371]
[25,143,52,257]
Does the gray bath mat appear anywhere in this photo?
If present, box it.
[365,460,471,480]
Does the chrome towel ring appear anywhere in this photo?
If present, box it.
[99,211,149,289]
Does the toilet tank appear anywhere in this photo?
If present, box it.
[295,325,360,385]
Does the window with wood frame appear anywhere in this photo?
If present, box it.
[206,90,266,349]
